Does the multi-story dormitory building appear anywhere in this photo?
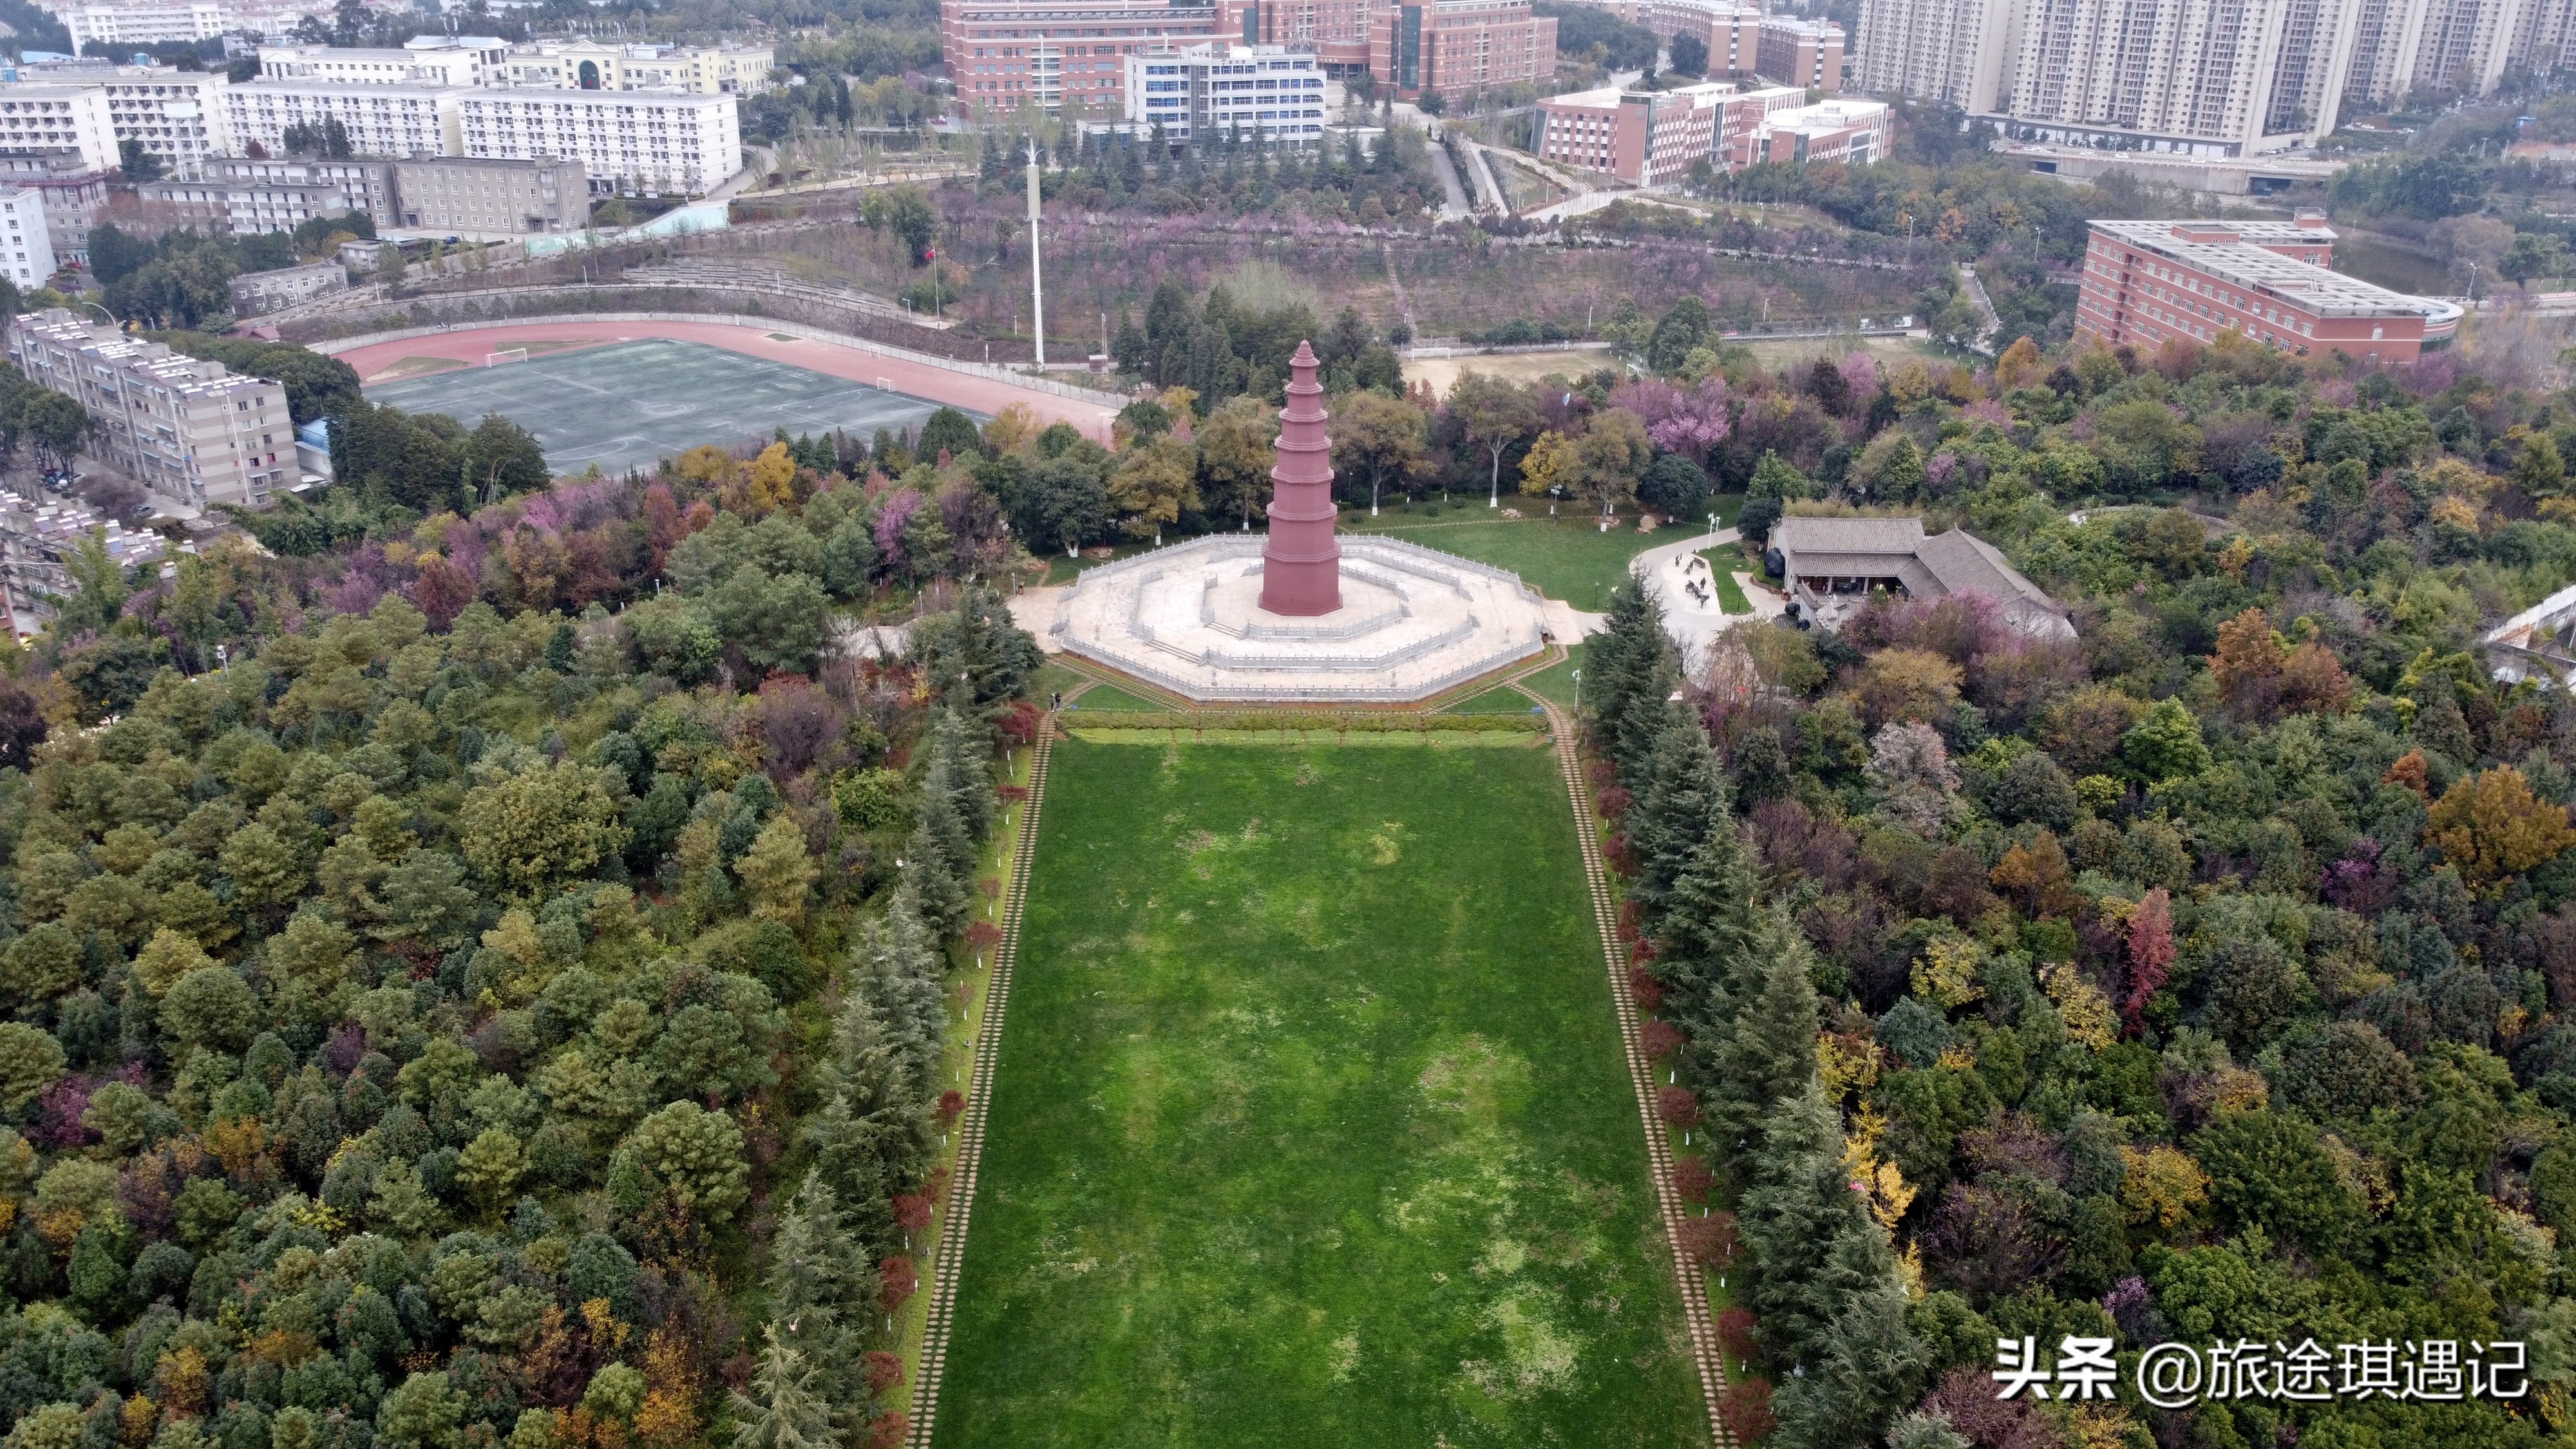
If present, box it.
[944,0,1555,109]
[1122,44,1327,144]
[218,80,735,197]
[2074,216,2463,364]
[256,37,776,95]
[1859,0,2576,158]
[1535,82,1884,186]
[3,309,296,512]
[0,43,747,203]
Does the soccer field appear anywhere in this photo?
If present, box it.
[933,740,1705,1449]
[362,338,968,473]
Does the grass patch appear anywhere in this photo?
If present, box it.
[934,743,1703,1449]
[1704,562,1752,616]
[1444,686,1548,715]
[1516,643,1584,710]
[1343,515,1672,607]
[1032,661,1091,702]
[1061,682,1160,712]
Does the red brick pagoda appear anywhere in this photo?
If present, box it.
[1258,339,1341,616]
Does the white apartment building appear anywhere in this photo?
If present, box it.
[1123,43,1327,144]
[496,41,776,94]
[257,37,511,89]
[0,191,54,290]
[457,89,740,194]
[223,79,465,160]
[0,68,233,168]
[61,1,233,50]
[94,69,232,164]
[4,308,293,511]
[0,86,120,171]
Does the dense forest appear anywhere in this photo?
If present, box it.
[1573,317,2576,1448]
[0,410,1050,1449]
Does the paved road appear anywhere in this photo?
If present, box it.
[1428,142,1472,220]
[1628,527,1785,669]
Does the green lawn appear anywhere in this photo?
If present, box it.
[1344,506,1736,608]
[1061,682,1160,712]
[934,743,1704,1449]
[1517,643,1585,710]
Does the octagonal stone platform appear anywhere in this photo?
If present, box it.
[1049,535,1551,703]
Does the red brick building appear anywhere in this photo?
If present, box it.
[2076,216,2461,365]
[1577,0,1842,91]
[1536,80,1803,184]
[943,0,1222,113]
[1367,0,1557,104]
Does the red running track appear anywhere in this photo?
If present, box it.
[329,318,1122,442]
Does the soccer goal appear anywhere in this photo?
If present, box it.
[484,346,529,368]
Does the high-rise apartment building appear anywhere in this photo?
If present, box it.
[1861,0,2576,154]
[4,309,294,511]
[1850,0,2009,111]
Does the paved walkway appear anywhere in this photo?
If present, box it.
[1428,142,1473,220]
[333,318,1122,441]
[1629,528,1781,670]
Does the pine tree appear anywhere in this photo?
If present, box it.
[856,887,947,1097]
[1649,820,1763,1036]
[1705,907,1821,1153]
[806,984,934,1251]
[1767,1277,1929,1449]
[728,1325,836,1449]
[764,1171,880,1429]
[1735,1080,1876,1367]
[1626,705,1728,924]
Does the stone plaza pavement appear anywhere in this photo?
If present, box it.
[1031,535,1558,703]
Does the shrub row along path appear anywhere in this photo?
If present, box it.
[1522,681,1734,1448]
[905,711,1059,1449]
